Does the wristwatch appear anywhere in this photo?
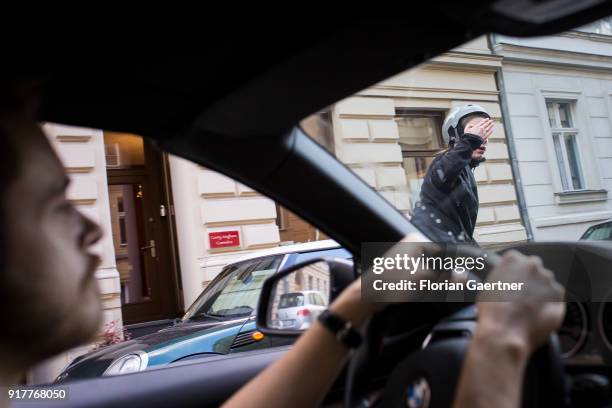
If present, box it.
[317,309,362,349]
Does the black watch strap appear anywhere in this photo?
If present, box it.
[318,309,362,349]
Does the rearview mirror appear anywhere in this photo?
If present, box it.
[257,258,354,336]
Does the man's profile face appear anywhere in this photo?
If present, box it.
[463,116,488,160]
[0,116,103,365]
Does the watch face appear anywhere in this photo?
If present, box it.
[405,377,431,408]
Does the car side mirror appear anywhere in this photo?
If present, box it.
[257,258,355,336]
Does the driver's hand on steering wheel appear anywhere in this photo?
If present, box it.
[476,250,565,358]
[453,251,565,408]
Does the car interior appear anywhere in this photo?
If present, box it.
[10,2,612,407]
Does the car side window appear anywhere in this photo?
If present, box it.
[279,293,304,308]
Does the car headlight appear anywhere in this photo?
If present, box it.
[103,351,149,376]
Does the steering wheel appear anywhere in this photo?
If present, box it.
[345,246,569,408]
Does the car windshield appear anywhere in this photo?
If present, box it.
[581,223,612,240]
[279,293,304,308]
[183,255,283,320]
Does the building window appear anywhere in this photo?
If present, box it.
[546,101,585,191]
[103,132,145,169]
[105,143,121,167]
[117,196,128,246]
[578,17,612,35]
[275,203,288,231]
[396,110,446,212]
[274,203,326,244]
[300,110,335,154]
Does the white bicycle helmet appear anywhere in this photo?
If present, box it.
[442,104,490,146]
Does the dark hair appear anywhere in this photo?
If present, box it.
[0,129,20,271]
[0,79,38,269]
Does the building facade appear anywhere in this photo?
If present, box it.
[491,18,612,241]
[332,35,527,245]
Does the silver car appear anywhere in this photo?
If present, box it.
[276,291,328,330]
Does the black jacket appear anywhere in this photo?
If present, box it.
[410,133,484,243]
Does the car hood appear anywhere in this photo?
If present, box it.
[59,317,250,380]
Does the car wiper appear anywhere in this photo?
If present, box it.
[190,306,254,320]
[188,312,225,321]
[225,305,254,315]
[213,306,254,318]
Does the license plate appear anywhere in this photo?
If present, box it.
[281,319,295,327]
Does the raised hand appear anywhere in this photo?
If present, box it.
[465,118,494,142]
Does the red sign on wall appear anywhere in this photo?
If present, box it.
[209,230,241,249]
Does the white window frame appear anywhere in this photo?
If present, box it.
[577,17,612,36]
[546,100,585,191]
[395,109,446,213]
[275,203,288,231]
[117,196,128,247]
[537,89,603,200]
[105,142,121,167]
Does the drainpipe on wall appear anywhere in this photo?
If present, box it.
[488,33,534,241]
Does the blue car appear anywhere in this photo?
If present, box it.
[55,240,350,382]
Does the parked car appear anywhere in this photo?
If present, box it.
[55,240,350,382]
[581,220,612,241]
[276,290,328,330]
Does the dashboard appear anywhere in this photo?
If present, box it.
[560,300,612,366]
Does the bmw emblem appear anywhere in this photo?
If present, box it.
[405,377,431,408]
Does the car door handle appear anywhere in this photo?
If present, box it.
[140,240,156,258]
